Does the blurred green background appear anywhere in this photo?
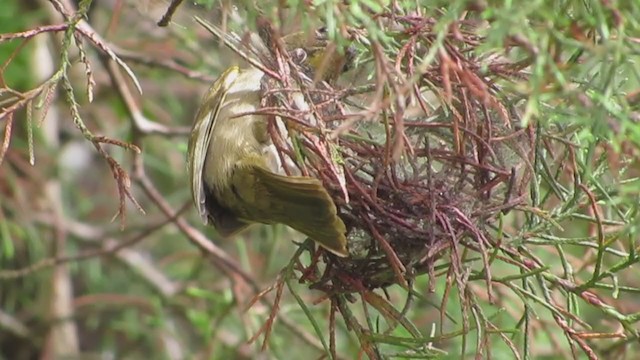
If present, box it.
[2,0,640,359]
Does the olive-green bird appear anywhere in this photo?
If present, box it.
[187,66,349,257]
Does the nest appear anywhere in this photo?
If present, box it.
[205,15,536,293]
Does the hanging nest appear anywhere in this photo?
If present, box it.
[199,14,536,293]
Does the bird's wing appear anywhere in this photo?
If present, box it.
[188,66,240,224]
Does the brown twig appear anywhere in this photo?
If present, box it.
[157,0,186,27]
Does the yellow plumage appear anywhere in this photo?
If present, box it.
[188,66,348,257]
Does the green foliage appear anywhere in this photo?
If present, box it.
[0,0,35,90]
[2,0,640,359]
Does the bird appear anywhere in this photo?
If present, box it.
[187,29,351,257]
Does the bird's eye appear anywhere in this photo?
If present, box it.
[316,26,328,39]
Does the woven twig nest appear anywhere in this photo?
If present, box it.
[247,16,537,293]
[202,14,535,293]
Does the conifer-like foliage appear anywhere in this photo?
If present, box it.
[1,0,640,359]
